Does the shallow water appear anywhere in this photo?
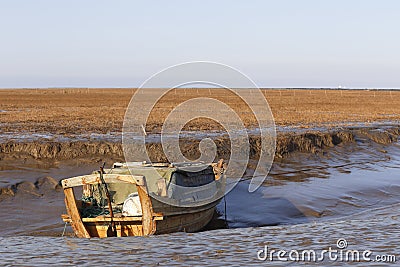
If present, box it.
[0,204,398,266]
[0,140,399,265]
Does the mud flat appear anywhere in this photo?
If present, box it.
[1,88,399,134]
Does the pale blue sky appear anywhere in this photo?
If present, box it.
[0,0,399,88]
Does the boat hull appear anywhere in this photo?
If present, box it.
[82,207,216,238]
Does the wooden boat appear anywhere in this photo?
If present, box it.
[61,160,225,238]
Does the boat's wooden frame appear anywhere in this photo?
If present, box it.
[61,163,224,238]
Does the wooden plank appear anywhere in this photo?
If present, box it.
[63,214,145,222]
[80,216,163,222]
[63,215,162,223]
[85,223,144,238]
[61,214,72,223]
[136,177,157,235]
[64,188,91,238]
[61,174,143,188]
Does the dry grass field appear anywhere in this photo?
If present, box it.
[0,88,399,134]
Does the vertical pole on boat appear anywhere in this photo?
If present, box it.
[99,163,117,237]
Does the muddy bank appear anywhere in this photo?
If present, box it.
[0,141,123,160]
[0,176,61,201]
[1,126,399,161]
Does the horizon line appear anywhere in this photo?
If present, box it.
[1,87,400,90]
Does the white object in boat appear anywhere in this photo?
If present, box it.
[122,193,142,216]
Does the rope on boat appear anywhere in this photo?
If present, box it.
[61,221,67,237]
[223,195,228,228]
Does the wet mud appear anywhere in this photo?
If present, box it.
[1,126,398,161]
